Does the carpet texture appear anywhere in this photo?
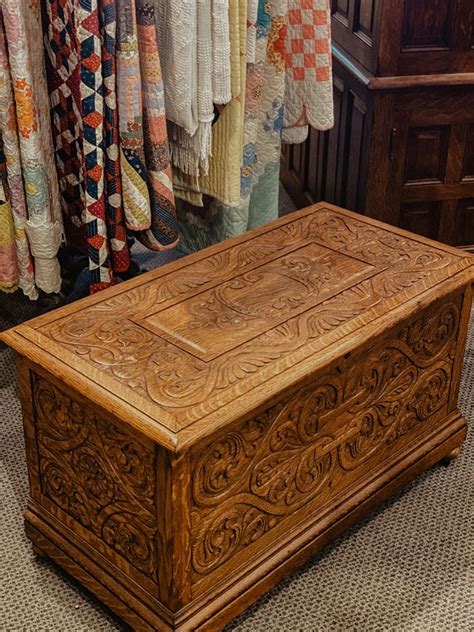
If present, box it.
[0,196,473,631]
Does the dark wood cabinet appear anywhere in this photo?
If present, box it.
[281,0,474,251]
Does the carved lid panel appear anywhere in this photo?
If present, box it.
[2,204,473,450]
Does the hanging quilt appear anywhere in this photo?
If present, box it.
[100,0,131,275]
[0,131,18,293]
[283,0,333,141]
[0,15,34,298]
[177,0,295,251]
[42,0,85,254]
[0,0,64,297]
[43,0,177,294]
[177,0,334,253]
[116,0,151,232]
[172,0,248,208]
[132,0,178,250]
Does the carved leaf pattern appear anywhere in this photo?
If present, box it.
[39,208,461,427]
[188,253,337,331]
[33,376,158,580]
[190,298,460,576]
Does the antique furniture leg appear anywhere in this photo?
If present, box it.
[440,446,463,466]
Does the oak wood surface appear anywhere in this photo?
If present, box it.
[2,203,473,630]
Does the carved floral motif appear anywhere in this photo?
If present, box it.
[188,251,338,331]
[33,376,158,580]
[190,298,460,576]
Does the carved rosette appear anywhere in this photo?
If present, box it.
[190,298,461,577]
[32,376,158,581]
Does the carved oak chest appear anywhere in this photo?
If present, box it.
[2,203,473,631]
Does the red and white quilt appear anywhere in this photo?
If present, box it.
[284,0,334,142]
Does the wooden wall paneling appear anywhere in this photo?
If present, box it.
[445,124,468,184]
[452,0,474,51]
[375,1,474,76]
[398,50,474,76]
[373,88,474,239]
[332,0,350,25]
[356,0,376,42]
[280,65,355,210]
[306,126,326,203]
[331,74,350,206]
[437,199,459,245]
[318,72,344,205]
[283,3,474,249]
[280,138,312,210]
[292,142,306,187]
[281,46,373,214]
[398,0,474,74]
[401,182,474,204]
[394,87,474,124]
[403,126,450,184]
[332,59,373,211]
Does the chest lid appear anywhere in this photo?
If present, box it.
[3,203,473,451]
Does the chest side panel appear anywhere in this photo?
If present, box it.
[189,292,463,594]
[26,369,161,597]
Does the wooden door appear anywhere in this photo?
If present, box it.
[376,88,474,250]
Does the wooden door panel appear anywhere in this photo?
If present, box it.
[404,127,450,184]
[401,0,456,50]
[331,0,382,72]
[358,0,376,39]
[378,0,474,75]
[344,92,367,210]
[333,0,350,24]
[392,91,474,245]
[400,202,441,240]
[364,88,474,247]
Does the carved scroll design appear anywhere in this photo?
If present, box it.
[39,208,462,423]
[32,376,158,580]
[188,252,338,331]
[190,299,460,575]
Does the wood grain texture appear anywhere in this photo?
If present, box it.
[401,0,455,49]
[2,204,473,630]
[189,293,463,593]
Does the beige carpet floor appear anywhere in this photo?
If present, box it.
[0,202,473,631]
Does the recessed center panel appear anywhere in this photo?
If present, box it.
[135,243,376,361]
